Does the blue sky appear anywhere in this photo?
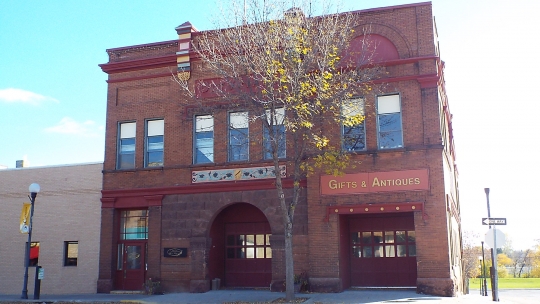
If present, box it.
[1,0,539,250]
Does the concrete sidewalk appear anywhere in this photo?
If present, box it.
[0,289,536,303]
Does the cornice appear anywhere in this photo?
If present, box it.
[101,178,306,199]
[99,54,177,74]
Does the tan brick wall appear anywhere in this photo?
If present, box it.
[0,163,102,295]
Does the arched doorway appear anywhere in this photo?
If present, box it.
[209,203,272,288]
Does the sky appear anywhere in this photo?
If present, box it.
[1,0,539,250]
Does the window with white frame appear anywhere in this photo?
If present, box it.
[229,112,249,161]
[263,107,286,159]
[377,94,403,149]
[342,98,366,152]
[145,119,164,167]
[194,115,214,164]
[117,122,136,169]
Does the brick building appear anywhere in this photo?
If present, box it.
[97,2,463,296]
[0,163,102,295]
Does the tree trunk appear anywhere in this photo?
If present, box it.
[285,225,295,301]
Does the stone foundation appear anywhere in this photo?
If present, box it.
[417,278,456,297]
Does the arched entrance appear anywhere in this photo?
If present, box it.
[209,203,272,288]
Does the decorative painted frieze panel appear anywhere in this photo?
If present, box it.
[192,165,286,183]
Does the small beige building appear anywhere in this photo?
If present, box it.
[0,163,102,295]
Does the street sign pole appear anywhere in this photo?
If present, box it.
[492,226,499,302]
[485,188,499,302]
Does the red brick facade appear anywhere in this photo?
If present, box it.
[98,2,462,297]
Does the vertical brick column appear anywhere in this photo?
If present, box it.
[269,234,285,291]
[97,206,115,293]
[147,205,162,281]
[189,237,211,292]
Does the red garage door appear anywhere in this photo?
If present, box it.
[209,203,272,288]
[349,214,417,287]
[225,222,272,287]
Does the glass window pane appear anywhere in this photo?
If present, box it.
[126,246,142,269]
[195,131,214,163]
[120,210,148,240]
[119,154,135,169]
[246,235,255,245]
[379,130,403,149]
[120,138,135,152]
[246,247,255,258]
[374,245,383,257]
[373,232,383,244]
[352,246,362,258]
[361,232,371,244]
[148,136,163,150]
[396,231,406,243]
[408,231,416,243]
[147,151,163,167]
[256,235,265,245]
[264,125,286,159]
[229,128,249,161]
[256,247,265,258]
[378,113,402,132]
[266,247,272,258]
[266,235,271,245]
[237,248,245,259]
[409,245,416,257]
[343,124,365,151]
[363,246,372,258]
[397,245,407,257]
[385,245,395,257]
[227,248,235,258]
[117,244,124,270]
[385,231,394,243]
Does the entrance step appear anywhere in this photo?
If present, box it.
[350,287,416,291]
[110,290,145,294]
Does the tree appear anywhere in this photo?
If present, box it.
[175,0,381,300]
[461,231,482,278]
[509,249,532,278]
[530,241,540,278]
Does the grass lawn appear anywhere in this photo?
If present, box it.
[469,278,540,289]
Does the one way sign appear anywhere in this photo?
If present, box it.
[482,218,507,225]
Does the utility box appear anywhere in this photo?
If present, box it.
[211,278,221,290]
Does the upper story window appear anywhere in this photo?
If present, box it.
[263,107,286,159]
[228,112,249,161]
[377,94,403,149]
[342,98,366,152]
[117,122,136,169]
[194,115,214,164]
[145,119,164,167]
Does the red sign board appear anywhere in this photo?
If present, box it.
[320,169,429,195]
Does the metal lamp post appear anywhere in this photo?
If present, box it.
[478,256,483,295]
[481,241,488,296]
[21,183,40,299]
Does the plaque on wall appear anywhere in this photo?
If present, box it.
[164,248,187,258]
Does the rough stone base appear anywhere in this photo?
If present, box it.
[96,279,113,293]
[417,278,456,297]
[190,279,210,293]
[309,278,342,293]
